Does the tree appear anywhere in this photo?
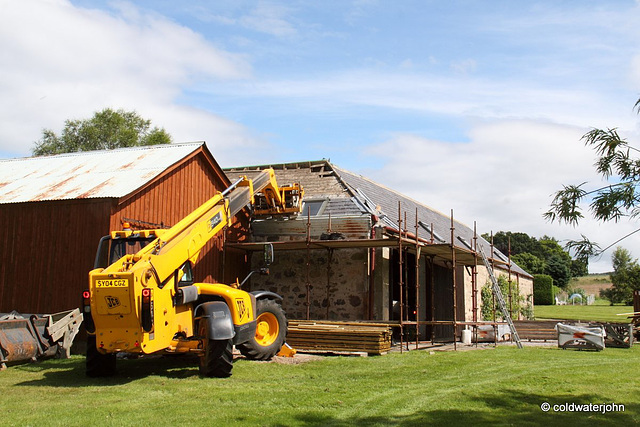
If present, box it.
[486,231,579,283]
[545,98,640,258]
[512,252,546,275]
[570,259,588,277]
[32,108,171,156]
[545,253,571,289]
[483,231,542,256]
[601,247,640,305]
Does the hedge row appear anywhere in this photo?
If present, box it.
[533,274,554,305]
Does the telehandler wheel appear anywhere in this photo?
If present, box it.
[86,335,116,377]
[198,320,233,378]
[238,299,287,361]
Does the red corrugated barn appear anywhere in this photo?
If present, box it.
[0,142,248,314]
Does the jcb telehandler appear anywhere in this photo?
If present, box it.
[82,169,303,377]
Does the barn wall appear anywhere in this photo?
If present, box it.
[111,152,250,284]
[0,199,112,313]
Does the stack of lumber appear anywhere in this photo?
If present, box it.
[513,320,558,341]
[287,320,392,355]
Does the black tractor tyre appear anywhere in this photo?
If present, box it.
[237,299,287,361]
[86,335,116,377]
[198,320,234,378]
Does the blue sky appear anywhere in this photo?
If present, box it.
[2,0,640,272]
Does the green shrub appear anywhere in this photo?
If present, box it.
[481,275,527,320]
[534,274,554,305]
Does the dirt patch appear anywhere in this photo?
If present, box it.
[233,352,324,365]
[271,354,324,365]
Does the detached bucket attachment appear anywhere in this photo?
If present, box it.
[0,309,83,369]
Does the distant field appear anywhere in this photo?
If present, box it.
[568,274,612,296]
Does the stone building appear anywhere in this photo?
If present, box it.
[226,160,533,341]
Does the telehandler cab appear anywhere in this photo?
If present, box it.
[82,169,303,377]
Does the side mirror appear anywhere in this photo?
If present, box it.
[263,243,274,267]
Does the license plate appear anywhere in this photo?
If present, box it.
[96,279,128,288]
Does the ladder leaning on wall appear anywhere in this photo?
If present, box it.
[477,243,523,349]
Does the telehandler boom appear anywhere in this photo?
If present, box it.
[82,169,303,377]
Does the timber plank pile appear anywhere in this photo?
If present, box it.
[287,320,392,355]
[513,320,558,341]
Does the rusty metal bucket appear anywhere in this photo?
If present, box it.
[0,309,83,369]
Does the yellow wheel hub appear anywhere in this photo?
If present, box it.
[255,312,279,347]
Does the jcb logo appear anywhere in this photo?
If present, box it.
[105,296,120,309]
[208,213,222,231]
[236,299,247,320]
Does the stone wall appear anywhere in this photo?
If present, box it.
[248,248,370,320]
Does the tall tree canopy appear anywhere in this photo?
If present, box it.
[545,98,640,259]
[483,231,579,287]
[601,247,640,305]
[32,108,172,156]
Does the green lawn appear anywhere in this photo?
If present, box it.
[2,347,639,426]
[535,302,634,323]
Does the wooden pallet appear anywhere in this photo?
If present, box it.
[287,320,392,355]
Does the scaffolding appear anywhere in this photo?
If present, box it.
[227,202,523,351]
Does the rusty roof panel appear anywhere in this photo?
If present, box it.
[0,143,204,204]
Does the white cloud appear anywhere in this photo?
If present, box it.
[0,0,254,159]
[240,2,297,37]
[365,119,640,273]
[450,59,477,75]
[213,69,637,131]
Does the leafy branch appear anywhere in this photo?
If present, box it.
[545,98,640,259]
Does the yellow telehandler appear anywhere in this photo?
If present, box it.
[82,169,303,377]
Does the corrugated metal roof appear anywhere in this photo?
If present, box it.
[0,142,204,204]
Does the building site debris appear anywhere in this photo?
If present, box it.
[602,323,634,348]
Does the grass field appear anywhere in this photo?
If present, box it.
[534,301,634,323]
[2,346,639,426]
